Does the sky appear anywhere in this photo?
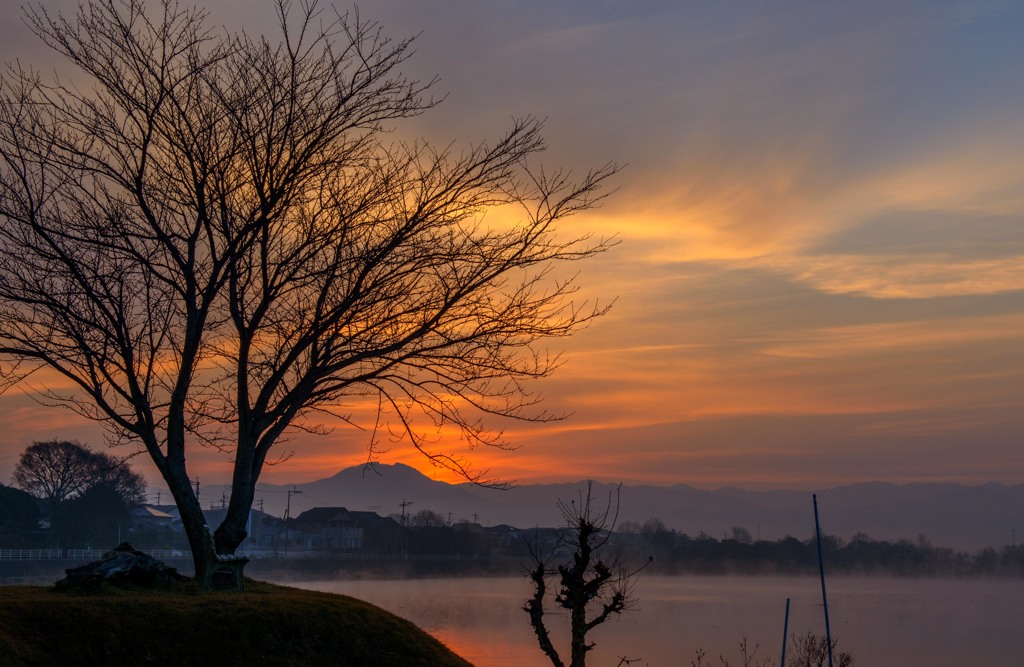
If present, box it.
[0,0,1022,492]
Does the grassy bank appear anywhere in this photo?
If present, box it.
[0,580,472,667]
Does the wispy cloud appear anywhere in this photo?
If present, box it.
[2,0,1023,489]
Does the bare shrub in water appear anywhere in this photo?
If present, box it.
[523,482,649,667]
[690,632,853,667]
[788,630,853,667]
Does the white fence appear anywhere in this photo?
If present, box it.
[0,549,69,560]
[0,548,469,561]
[0,548,188,561]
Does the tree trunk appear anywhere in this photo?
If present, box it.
[569,583,589,667]
[525,561,565,667]
[213,432,260,555]
[162,465,218,587]
[568,520,594,667]
[214,476,255,555]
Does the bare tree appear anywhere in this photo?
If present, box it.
[524,483,648,667]
[0,0,616,586]
[409,509,447,528]
[12,439,146,518]
[12,441,97,515]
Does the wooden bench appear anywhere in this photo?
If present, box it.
[208,554,250,592]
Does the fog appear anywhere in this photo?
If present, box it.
[290,574,1024,666]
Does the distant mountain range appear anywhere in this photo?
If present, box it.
[204,464,1024,551]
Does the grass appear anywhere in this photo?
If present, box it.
[0,579,473,667]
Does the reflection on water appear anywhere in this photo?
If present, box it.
[289,575,1024,667]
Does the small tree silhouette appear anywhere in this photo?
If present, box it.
[524,482,649,667]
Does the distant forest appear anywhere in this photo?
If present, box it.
[4,480,1024,577]
[607,526,1024,577]
[484,523,1024,578]
[385,511,1024,577]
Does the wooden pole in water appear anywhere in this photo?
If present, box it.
[813,493,834,667]
[780,597,791,667]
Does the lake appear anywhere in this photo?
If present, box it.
[290,574,1024,666]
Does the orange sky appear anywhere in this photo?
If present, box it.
[1,0,1022,495]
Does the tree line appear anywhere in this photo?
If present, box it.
[382,513,1024,578]
[384,517,1024,578]
[609,527,1024,577]
[1,439,145,547]
[6,453,1024,580]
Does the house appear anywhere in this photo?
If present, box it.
[292,507,364,551]
[484,523,522,546]
[134,504,278,552]
[130,505,176,532]
[347,510,401,552]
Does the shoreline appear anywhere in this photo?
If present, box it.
[5,556,1024,587]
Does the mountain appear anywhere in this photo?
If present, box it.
[236,464,491,523]
[206,464,1024,551]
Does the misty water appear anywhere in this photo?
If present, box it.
[290,574,1024,666]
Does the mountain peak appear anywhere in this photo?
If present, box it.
[243,467,1024,550]
[330,462,434,482]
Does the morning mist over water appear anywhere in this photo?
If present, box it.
[294,575,1024,667]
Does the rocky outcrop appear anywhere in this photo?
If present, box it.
[56,542,187,590]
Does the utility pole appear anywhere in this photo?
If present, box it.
[285,487,302,520]
[284,487,302,556]
[399,499,414,527]
[255,498,264,548]
[399,499,414,559]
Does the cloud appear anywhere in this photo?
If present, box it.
[598,117,1024,298]
[3,0,1024,490]
[763,255,1024,298]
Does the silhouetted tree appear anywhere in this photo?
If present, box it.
[641,517,666,535]
[524,483,648,667]
[12,440,95,518]
[410,509,448,528]
[640,516,673,555]
[12,440,145,520]
[0,0,615,586]
[616,520,641,535]
[61,481,134,546]
[0,482,40,538]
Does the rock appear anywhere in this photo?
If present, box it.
[56,542,188,590]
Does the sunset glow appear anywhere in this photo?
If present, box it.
[1,0,1022,496]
